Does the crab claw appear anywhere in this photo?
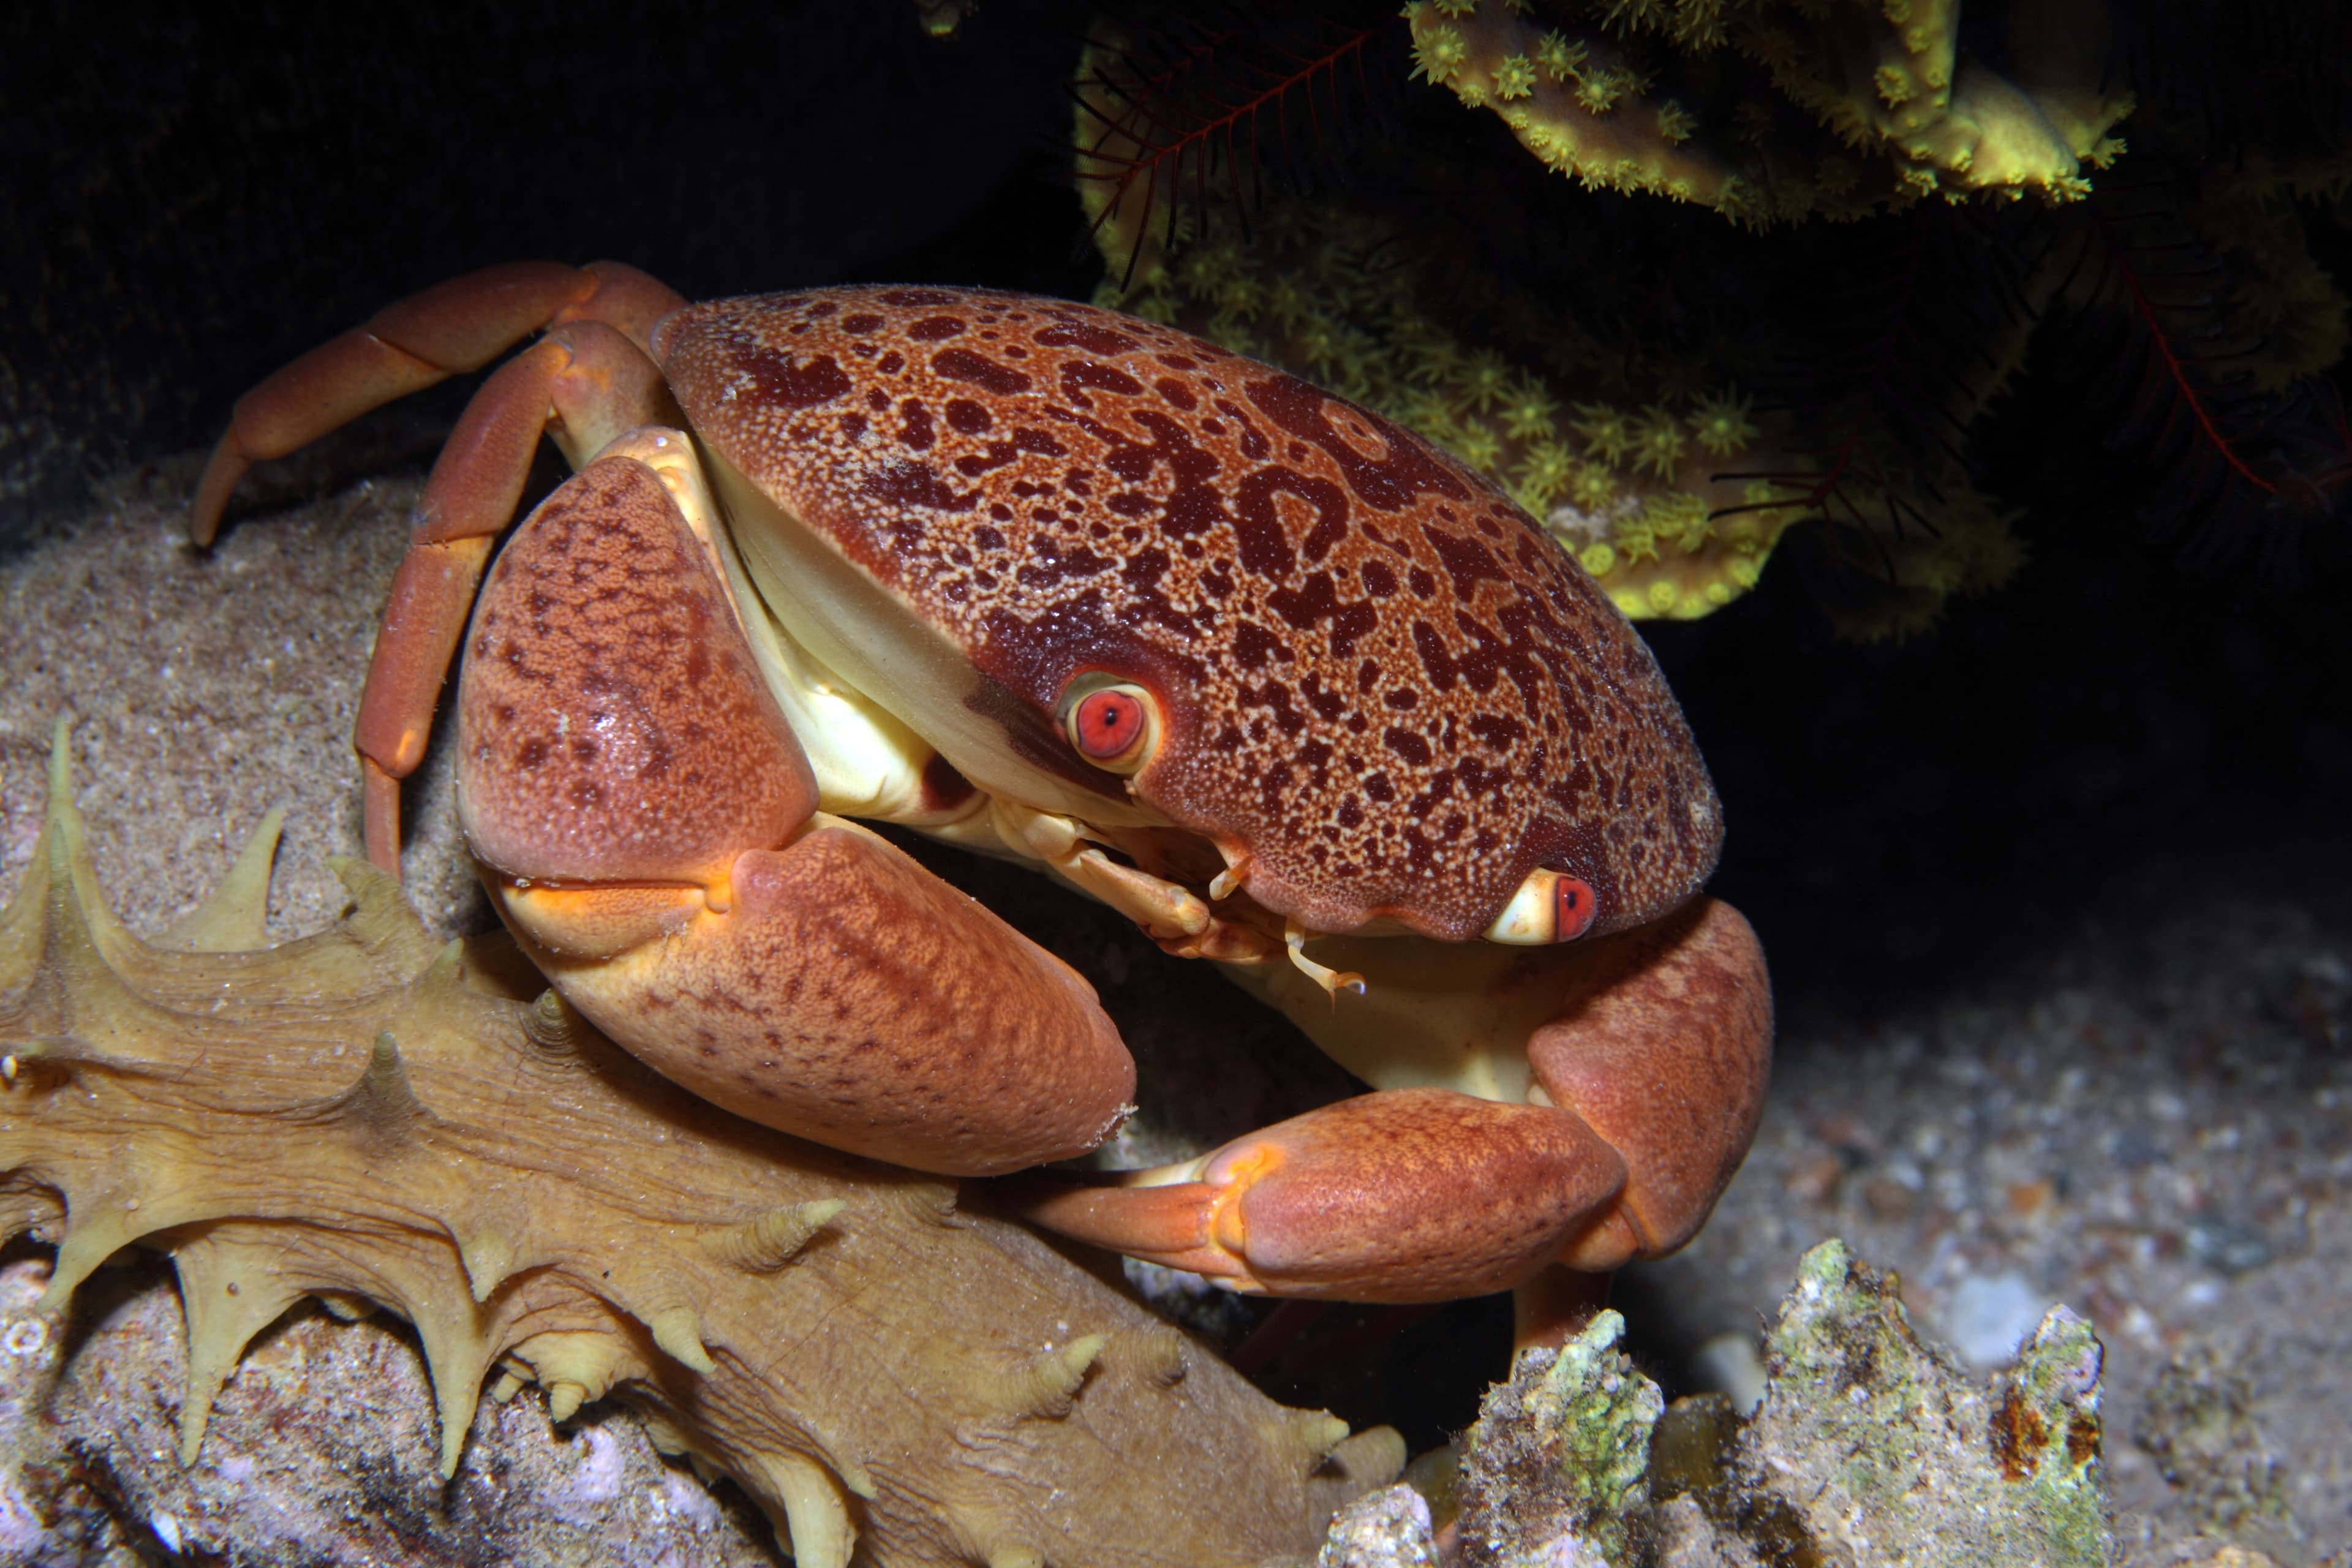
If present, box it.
[997,1088,1629,1302]
[458,447,1134,1176]
[998,897,1770,1302]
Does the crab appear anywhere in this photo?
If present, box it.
[191,262,1771,1324]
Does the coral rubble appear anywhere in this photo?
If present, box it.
[1454,1310,1663,1566]
[0,723,1400,1567]
[1334,1240,2119,1566]
[1659,1238,2113,1566]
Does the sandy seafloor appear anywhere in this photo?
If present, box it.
[1,462,2346,1564]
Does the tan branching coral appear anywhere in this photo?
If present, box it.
[1406,0,2133,226]
[0,722,1400,1568]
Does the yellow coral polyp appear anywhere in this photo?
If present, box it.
[1613,516,1660,562]
[1297,320,1344,373]
[1215,273,1266,320]
[1569,462,1620,511]
[1512,440,1577,507]
[1575,69,1632,115]
[1411,20,1470,86]
[1493,53,1537,100]
[1501,377,1561,441]
[1455,349,1517,413]
[1571,402,1633,466]
[1451,421,1504,472]
[1642,491,1715,551]
[1534,31,1585,81]
[1691,391,1759,456]
[1177,244,1238,300]
[1632,405,1688,477]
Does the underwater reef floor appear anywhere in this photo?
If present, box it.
[0,462,2346,1564]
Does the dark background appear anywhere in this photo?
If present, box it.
[6,0,2350,1446]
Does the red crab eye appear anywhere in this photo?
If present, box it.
[1065,684,1155,771]
[1554,876,1599,941]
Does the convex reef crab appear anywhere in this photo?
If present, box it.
[194,262,1771,1321]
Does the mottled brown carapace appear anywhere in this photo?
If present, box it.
[655,287,1722,941]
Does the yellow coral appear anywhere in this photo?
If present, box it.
[1643,490,1716,551]
[1569,462,1621,511]
[1455,348,1517,413]
[1414,0,2136,227]
[1513,439,1578,509]
[1534,31,1587,81]
[1082,172,1803,623]
[1576,66,1638,115]
[1501,377,1562,441]
[1691,391,1760,456]
[1451,420,1505,472]
[1632,405,1689,477]
[1411,17,1470,86]
[1572,402,1635,466]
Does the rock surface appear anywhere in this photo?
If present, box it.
[0,1255,779,1568]
[1624,867,2352,1562]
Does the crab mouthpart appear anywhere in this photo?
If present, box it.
[1285,920,1365,997]
[1207,846,1251,903]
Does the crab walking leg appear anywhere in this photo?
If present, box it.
[189,260,683,544]
[997,899,1770,1302]
[190,259,688,869]
[456,448,1136,1177]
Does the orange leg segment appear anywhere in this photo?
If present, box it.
[190,261,689,872]
[191,262,596,545]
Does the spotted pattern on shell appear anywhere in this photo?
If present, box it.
[654,286,1722,941]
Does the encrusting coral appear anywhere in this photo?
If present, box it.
[0,720,1401,1568]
